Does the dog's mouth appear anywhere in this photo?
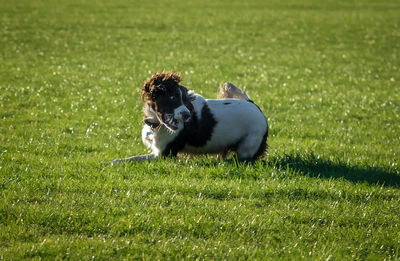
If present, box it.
[161,114,180,131]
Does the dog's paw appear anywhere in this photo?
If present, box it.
[110,159,123,166]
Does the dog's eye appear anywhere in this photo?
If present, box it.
[170,96,176,100]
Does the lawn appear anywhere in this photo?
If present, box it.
[1,0,399,259]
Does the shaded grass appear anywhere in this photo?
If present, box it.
[270,153,400,187]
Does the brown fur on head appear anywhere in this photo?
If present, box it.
[141,72,194,131]
[142,72,182,101]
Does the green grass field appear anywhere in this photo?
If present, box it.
[1,0,400,259]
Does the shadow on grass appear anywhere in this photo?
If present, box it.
[267,153,400,188]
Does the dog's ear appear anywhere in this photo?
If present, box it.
[178,85,195,114]
[142,81,151,101]
[178,85,189,99]
[179,85,195,102]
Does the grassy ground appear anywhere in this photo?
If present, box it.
[1,0,400,259]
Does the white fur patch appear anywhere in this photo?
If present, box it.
[182,98,267,159]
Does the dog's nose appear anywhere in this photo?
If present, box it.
[181,111,191,122]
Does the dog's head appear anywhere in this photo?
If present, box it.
[142,72,193,132]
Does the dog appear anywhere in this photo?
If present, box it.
[111,72,268,165]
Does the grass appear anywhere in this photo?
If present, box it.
[1,0,400,259]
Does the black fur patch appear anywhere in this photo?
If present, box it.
[162,104,217,156]
[253,125,269,159]
[244,99,268,159]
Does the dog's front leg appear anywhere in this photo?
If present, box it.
[111,154,156,166]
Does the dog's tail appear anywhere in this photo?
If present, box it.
[217,82,250,100]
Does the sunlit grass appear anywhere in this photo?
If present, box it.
[1,0,399,259]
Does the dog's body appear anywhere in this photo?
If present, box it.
[112,73,268,165]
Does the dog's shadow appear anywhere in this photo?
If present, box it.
[263,153,400,188]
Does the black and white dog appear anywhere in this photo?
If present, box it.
[112,72,268,165]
